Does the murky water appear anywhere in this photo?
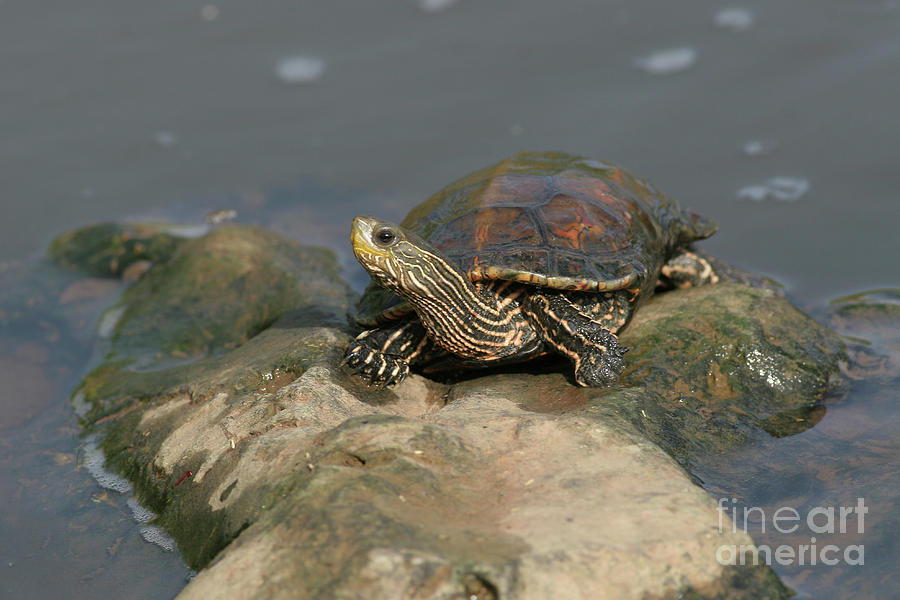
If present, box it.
[2,1,898,598]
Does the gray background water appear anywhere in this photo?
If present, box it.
[1,1,898,598]
[3,0,898,298]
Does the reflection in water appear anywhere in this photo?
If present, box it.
[633,47,698,75]
[737,176,811,202]
[275,56,327,85]
[0,261,191,598]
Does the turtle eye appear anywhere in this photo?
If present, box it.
[373,227,398,247]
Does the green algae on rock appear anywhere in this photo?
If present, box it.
[61,221,846,599]
[617,282,844,455]
[50,222,187,278]
[108,224,351,366]
[455,282,845,467]
[70,224,355,422]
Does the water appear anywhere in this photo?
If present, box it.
[1,1,898,598]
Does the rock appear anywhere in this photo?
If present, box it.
[67,224,844,599]
[617,281,844,455]
[49,222,187,278]
[107,223,352,368]
[829,289,900,376]
[178,385,785,600]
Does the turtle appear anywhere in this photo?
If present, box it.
[344,151,719,387]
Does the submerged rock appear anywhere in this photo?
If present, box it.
[49,222,188,278]
[61,223,844,599]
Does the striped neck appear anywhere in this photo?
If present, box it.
[391,249,535,360]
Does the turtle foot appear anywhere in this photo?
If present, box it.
[344,338,410,387]
[573,331,627,387]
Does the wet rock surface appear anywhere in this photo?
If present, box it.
[56,222,846,599]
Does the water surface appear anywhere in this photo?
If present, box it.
[2,1,898,598]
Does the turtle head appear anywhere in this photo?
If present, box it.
[351,216,532,361]
[351,216,461,300]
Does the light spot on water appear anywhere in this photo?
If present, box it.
[80,188,95,199]
[633,47,697,75]
[509,124,524,136]
[97,305,125,338]
[714,8,754,32]
[82,435,133,494]
[201,5,220,21]
[153,131,178,147]
[140,525,177,551]
[418,0,458,13]
[737,177,810,202]
[742,139,778,156]
[276,56,326,84]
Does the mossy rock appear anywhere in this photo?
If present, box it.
[108,224,351,366]
[74,224,354,422]
[453,282,845,467]
[49,222,187,278]
[63,221,847,599]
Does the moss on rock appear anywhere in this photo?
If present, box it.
[62,222,848,599]
[50,222,185,278]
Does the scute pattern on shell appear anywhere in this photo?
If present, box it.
[356,151,716,326]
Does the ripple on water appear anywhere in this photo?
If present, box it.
[127,497,156,524]
[275,56,326,84]
[82,435,133,494]
[714,8,755,32]
[633,47,697,75]
[84,436,178,551]
[737,177,810,202]
[140,526,177,552]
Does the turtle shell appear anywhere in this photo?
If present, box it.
[357,151,716,326]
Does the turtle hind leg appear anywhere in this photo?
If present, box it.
[522,290,628,387]
[658,248,785,294]
[659,249,720,290]
[344,320,430,387]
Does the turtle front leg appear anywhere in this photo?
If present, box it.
[344,320,431,386]
[522,291,628,387]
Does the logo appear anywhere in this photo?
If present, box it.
[715,497,866,566]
